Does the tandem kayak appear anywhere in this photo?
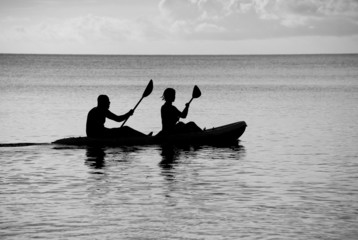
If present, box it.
[53,121,247,146]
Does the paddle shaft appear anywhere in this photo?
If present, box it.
[188,97,194,105]
[120,79,153,128]
[120,97,143,127]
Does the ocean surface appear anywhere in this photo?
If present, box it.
[1,54,358,239]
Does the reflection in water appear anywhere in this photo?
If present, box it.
[159,145,180,168]
[159,145,201,183]
[159,143,246,165]
[85,147,106,170]
[159,145,181,182]
[84,146,144,172]
[215,143,246,160]
[159,145,199,168]
[159,144,246,182]
[158,143,246,204]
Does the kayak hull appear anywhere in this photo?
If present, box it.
[53,121,247,146]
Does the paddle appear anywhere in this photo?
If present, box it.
[121,79,153,127]
[187,85,201,105]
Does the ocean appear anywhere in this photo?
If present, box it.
[1,54,357,239]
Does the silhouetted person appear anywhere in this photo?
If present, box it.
[160,88,201,135]
[86,95,146,138]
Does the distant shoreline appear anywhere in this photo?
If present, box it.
[1,53,358,57]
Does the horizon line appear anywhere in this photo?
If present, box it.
[1,52,358,56]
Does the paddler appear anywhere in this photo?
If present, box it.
[160,88,202,135]
[86,95,146,138]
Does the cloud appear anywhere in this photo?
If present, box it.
[158,0,358,39]
[255,0,358,26]
[0,15,156,44]
[1,0,357,51]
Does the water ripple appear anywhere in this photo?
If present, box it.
[1,143,357,239]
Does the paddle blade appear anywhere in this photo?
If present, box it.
[142,79,153,98]
[192,85,201,98]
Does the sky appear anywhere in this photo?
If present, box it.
[0,0,358,55]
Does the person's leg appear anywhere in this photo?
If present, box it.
[123,126,148,137]
[109,126,147,138]
[173,122,185,134]
[173,121,201,134]
[186,121,202,132]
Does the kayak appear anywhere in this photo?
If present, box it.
[53,121,247,146]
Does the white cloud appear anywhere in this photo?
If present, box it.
[0,15,153,44]
[0,0,357,54]
[195,22,225,33]
[158,0,358,39]
[254,0,358,26]
[2,0,357,44]
[159,0,201,21]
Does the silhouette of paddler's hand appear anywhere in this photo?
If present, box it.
[128,109,134,116]
[185,103,190,108]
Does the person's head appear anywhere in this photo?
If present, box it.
[97,95,110,109]
[162,88,176,103]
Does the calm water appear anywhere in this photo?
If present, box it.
[1,54,358,239]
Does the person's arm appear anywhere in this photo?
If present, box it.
[106,109,134,122]
[179,103,190,119]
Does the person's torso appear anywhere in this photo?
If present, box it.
[86,107,107,137]
[161,104,180,132]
